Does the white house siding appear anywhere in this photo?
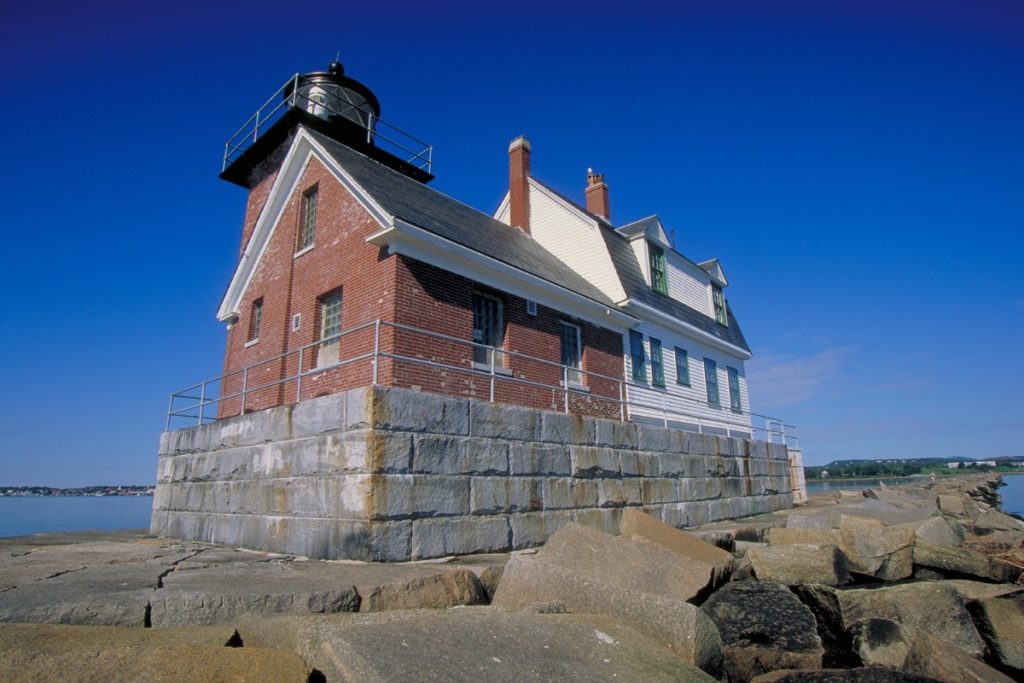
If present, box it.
[524,181,627,302]
[666,251,714,316]
[631,236,716,316]
[623,321,751,438]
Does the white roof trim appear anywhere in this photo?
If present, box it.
[216,128,393,322]
[625,298,751,360]
[367,220,638,331]
[493,190,511,223]
[699,258,728,287]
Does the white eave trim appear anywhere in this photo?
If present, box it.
[626,298,752,360]
[367,220,638,331]
[216,128,393,322]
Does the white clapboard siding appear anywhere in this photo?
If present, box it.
[623,322,751,437]
[524,181,628,302]
[666,251,714,316]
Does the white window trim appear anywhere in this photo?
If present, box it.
[559,321,585,388]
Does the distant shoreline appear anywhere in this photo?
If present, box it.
[1,486,153,498]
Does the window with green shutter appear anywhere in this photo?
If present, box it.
[650,337,665,386]
[704,358,720,406]
[629,330,646,382]
[649,243,667,295]
[712,283,727,326]
[675,347,690,385]
[728,366,741,412]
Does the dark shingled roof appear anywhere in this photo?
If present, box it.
[616,215,660,238]
[598,223,752,354]
[309,130,618,309]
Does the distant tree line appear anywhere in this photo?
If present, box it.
[804,457,1021,480]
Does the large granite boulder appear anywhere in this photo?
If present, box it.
[239,609,717,682]
[748,543,850,586]
[0,623,312,682]
[791,584,854,668]
[619,508,733,592]
[701,581,823,682]
[972,509,1024,534]
[913,516,964,547]
[836,582,985,657]
[970,591,1024,674]
[903,632,1015,683]
[913,542,1020,583]
[767,526,914,581]
[493,551,723,673]
[848,617,913,669]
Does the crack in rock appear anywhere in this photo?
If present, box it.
[155,549,206,589]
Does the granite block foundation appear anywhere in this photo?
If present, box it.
[151,387,795,561]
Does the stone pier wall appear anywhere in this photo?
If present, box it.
[151,387,794,561]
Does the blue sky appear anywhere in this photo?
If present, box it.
[0,1,1021,485]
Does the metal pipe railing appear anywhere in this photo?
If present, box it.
[166,319,798,447]
[222,74,432,173]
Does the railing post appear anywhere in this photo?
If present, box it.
[563,366,569,414]
[165,393,174,432]
[240,367,249,415]
[296,347,304,402]
[489,350,495,403]
[618,380,625,422]
[372,319,380,385]
[367,113,374,144]
[198,381,206,426]
[253,110,260,143]
[290,74,298,107]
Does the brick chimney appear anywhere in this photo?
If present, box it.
[508,136,531,233]
[585,168,610,221]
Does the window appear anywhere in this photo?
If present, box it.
[297,186,318,251]
[650,337,665,386]
[728,366,742,412]
[712,283,727,326]
[559,322,583,386]
[629,330,646,382]
[649,243,667,295]
[247,298,263,343]
[472,294,504,368]
[704,358,720,406]
[675,347,690,385]
[526,300,538,316]
[317,290,342,367]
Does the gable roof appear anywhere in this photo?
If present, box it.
[308,131,620,310]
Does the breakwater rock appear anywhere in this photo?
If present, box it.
[1,474,1022,681]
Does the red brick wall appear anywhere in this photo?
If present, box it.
[219,157,397,416]
[217,152,624,419]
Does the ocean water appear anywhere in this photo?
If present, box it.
[0,496,153,538]
[1001,474,1024,517]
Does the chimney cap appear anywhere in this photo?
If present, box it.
[509,135,531,152]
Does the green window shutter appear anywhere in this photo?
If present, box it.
[629,330,646,382]
[650,337,665,386]
[649,243,668,295]
[704,358,719,406]
[728,366,741,412]
[675,347,690,385]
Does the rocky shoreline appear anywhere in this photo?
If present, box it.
[1,474,1021,681]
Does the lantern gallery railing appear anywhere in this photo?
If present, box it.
[166,319,799,449]
[222,73,432,174]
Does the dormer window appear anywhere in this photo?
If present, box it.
[712,283,727,326]
[649,243,667,295]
